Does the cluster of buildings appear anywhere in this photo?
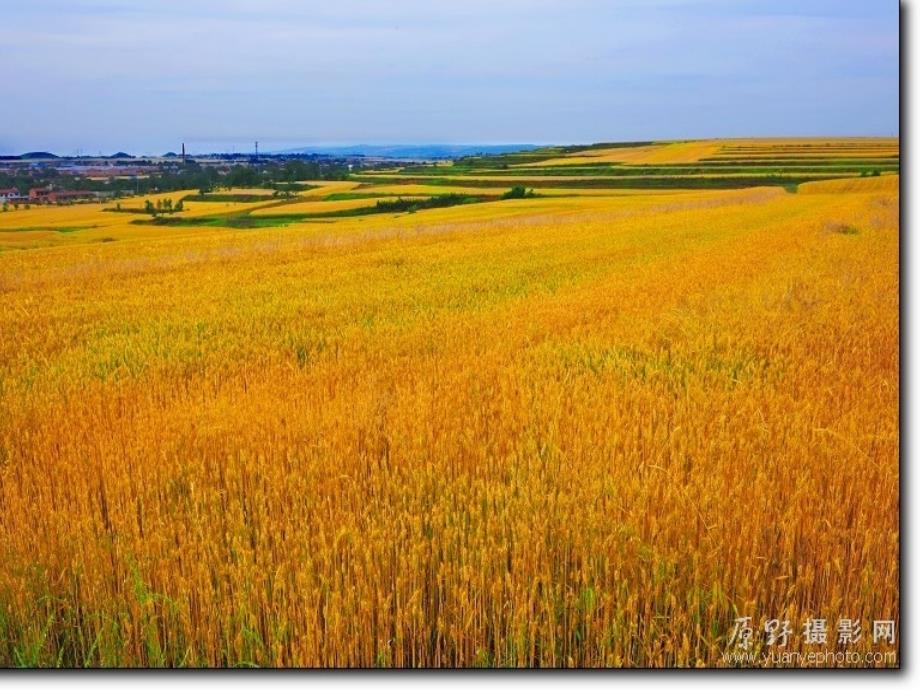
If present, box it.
[0,187,111,205]
[0,187,26,204]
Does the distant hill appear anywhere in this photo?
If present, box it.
[274,144,541,159]
[20,151,59,159]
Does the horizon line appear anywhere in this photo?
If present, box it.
[0,134,901,159]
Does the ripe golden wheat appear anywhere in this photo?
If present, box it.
[0,174,899,667]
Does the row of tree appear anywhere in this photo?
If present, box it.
[143,198,184,216]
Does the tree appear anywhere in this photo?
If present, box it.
[502,185,534,200]
[226,165,262,188]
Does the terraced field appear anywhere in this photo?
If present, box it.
[344,139,897,195]
[0,139,899,667]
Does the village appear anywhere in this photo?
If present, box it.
[0,186,113,206]
[0,147,365,210]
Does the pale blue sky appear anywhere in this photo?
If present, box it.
[0,0,899,155]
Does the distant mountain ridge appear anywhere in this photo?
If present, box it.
[272,144,541,159]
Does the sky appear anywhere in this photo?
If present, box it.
[0,0,899,155]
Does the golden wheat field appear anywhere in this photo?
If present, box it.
[518,141,725,166]
[0,142,899,667]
